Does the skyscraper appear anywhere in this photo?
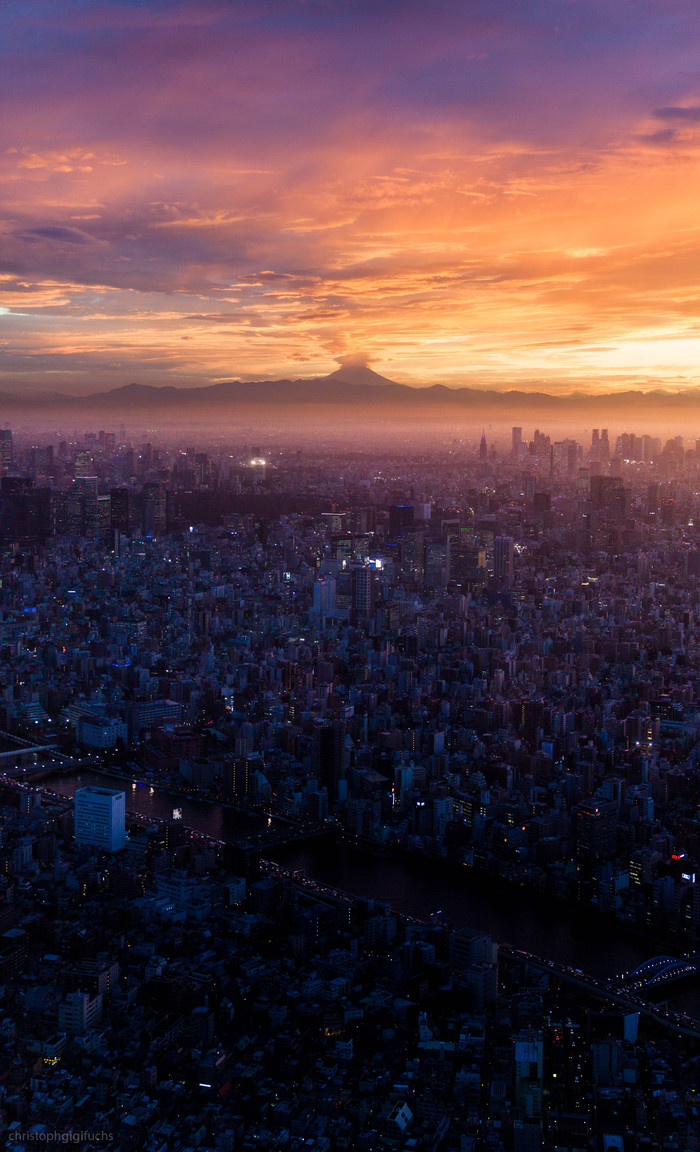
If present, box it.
[512,427,522,456]
[590,475,626,519]
[0,478,51,544]
[142,481,166,536]
[312,721,347,802]
[74,787,126,852]
[351,565,375,616]
[575,799,617,863]
[313,576,336,616]
[0,431,12,476]
[493,536,514,585]
[388,504,414,539]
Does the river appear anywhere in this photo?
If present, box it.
[48,769,698,1003]
[48,768,268,841]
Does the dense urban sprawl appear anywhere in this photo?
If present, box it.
[0,423,697,1148]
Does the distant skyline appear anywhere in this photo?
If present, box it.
[4,1,700,394]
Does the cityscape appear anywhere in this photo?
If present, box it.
[0,422,695,1148]
[8,0,700,1149]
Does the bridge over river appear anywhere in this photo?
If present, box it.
[502,947,700,1042]
[608,954,700,996]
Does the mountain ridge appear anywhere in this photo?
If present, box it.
[1,371,700,414]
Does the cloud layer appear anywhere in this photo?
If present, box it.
[4,0,700,392]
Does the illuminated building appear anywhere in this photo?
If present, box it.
[74,787,126,852]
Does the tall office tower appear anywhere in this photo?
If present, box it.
[0,431,12,476]
[74,450,93,478]
[96,495,111,537]
[590,475,626,519]
[313,576,336,616]
[110,488,135,535]
[30,445,54,481]
[574,799,617,863]
[450,539,486,587]
[312,721,347,802]
[660,497,676,527]
[591,428,600,459]
[600,428,610,460]
[567,440,578,475]
[0,478,51,544]
[74,787,126,852]
[351,564,375,616]
[512,427,522,456]
[76,476,99,535]
[142,482,166,536]
[388,504,414,539]
[553,438,579,475]
[479,431,488,460]
[424,537,450,588]
[493,535,514,585]
[400,527,424,584]
[194,452,211,485]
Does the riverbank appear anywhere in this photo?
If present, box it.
[46,762,292,826]
[46,766,683,983]
[334,831,691,961]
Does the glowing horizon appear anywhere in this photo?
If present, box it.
[4,1,700,395]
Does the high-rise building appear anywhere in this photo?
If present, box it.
[110,488,135,534]
[512,427,522,456]
[0,478,51,543]
[74,787,125,852]
[400,528,424,584]
[575,799,617,863]
[313,576,336,616]
[450,538,486,587]
[142,482,166,536]
[388,504,414,539]
[479,431,488,460]
[74,450,93,478]
[660,497,676,527]
[493,536,514,585]
[424,537,450,588]
[0,431,12,476]
[351,565,375,616]
[590,475,626,519]
[76,476,99,535]
[591,428,600,458]
[312,721,347,802]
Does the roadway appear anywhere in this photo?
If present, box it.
[501,946,700,1041]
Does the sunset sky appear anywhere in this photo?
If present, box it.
[4,0,700,394]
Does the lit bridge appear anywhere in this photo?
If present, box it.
[239,819,338,853]
[608,954,700,995]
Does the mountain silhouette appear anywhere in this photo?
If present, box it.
[1,371,700,419]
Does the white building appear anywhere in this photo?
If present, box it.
[74,787,125,852]
[76,715,128,750]
[58,991,102,1035]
